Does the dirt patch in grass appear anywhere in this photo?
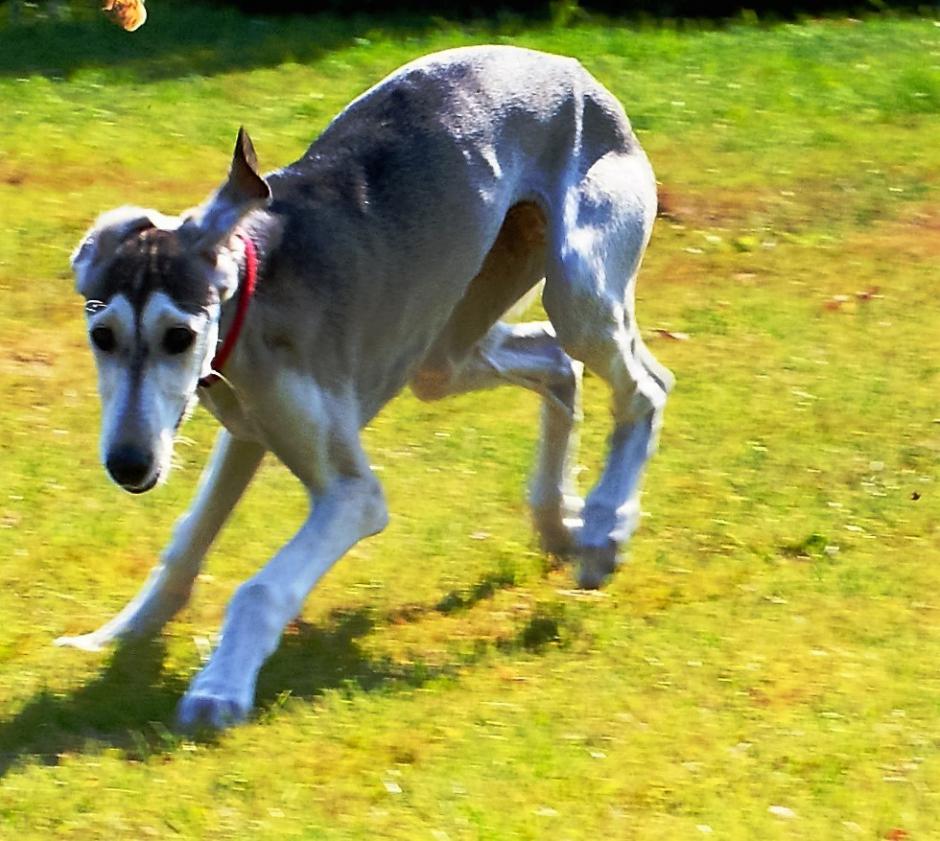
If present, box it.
[657,184,772,228]
[836,203,940,263]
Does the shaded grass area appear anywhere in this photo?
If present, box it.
[0,2,444,80]
[1,6,939,840]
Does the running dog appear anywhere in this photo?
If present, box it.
[60,46,673,729]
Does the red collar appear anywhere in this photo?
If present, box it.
[199,233,258,389]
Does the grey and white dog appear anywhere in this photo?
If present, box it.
[60,46,673,729]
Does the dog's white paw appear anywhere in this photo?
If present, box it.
[532,494,584,557]
[537,517,581,557]
[176,688,252,731]
[54,632,112,652]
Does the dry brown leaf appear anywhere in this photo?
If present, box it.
[651,328,691,341]
[103,0,147,32]
[823,294,850,311]
[825,287,882,311]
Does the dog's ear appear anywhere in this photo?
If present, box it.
[71,207,160,298]
[183,128,271,256]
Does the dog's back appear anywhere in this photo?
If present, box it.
[276,46,640,224]
[255,46,653,411]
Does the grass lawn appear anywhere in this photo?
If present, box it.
[1,5,939,838]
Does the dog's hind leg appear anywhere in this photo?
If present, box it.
[413,320,583,555]
[56,432,266,650]
[543,150,673,588]
[410,202,583,555]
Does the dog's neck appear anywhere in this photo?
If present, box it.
[199,232,260,389]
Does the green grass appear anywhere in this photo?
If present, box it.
[2,5,940,838]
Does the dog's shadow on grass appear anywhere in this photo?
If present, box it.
[255,608,430,707]
[0,637,185,779]
[0,570,545,778]
[0,608,391,779]
[254,567,529,707]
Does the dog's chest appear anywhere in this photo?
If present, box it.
[198,385,263,442]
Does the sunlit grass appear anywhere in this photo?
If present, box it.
[1,6,938,839]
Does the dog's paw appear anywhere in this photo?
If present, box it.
[537,518,581,557]
[532,494,584,557]
[54,632,111,652]
[176,689,251,731]
[575,540,623,590]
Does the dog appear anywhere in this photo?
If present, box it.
[59,45,673,729]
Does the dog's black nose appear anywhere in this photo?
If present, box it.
[106,444,153,490]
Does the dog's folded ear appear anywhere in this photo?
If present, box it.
[182,128,272,257]
[71,207,161,298]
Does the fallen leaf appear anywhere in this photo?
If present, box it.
[824,294,851,311]
[103,0,147,31]
[651,328,691,341]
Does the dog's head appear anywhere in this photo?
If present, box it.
[72,129,270,493]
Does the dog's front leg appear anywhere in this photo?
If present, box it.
[56,431,266,650]
[176,447,388,730]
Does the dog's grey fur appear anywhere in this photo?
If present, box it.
[60,46,672,729]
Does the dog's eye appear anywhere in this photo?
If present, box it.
[163,327,195,355]
[90,326,116,353]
